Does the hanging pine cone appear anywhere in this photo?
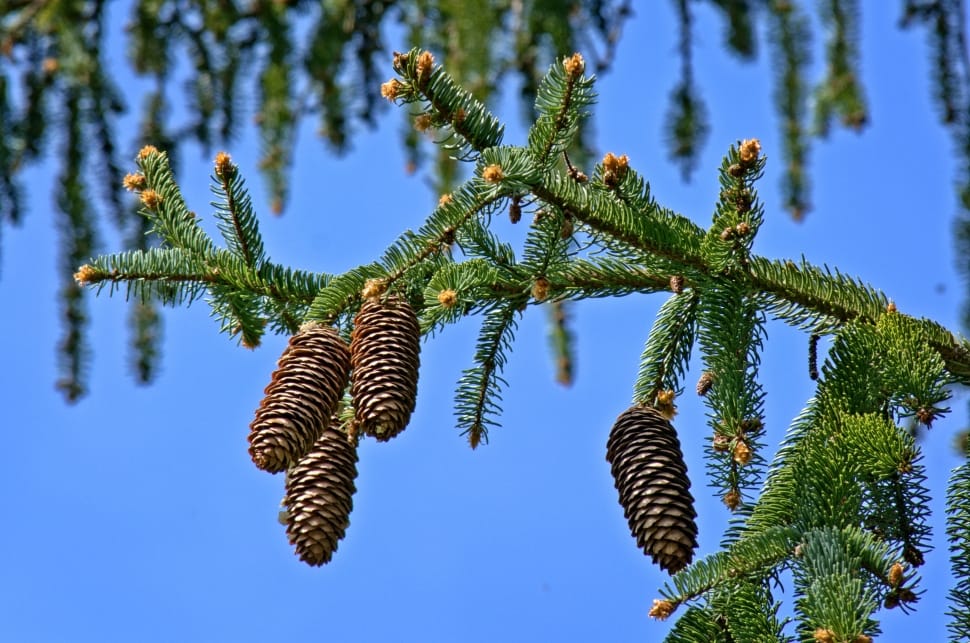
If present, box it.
[283,424,358,566]
[248,322,351,473]
[351,295,421,441]
[606,405,698,574]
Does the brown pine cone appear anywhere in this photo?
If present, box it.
[283,425,358,566]
[248,322,351,473]
[351,296,421,441]
[606,405,698,574]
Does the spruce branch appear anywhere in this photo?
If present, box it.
[420,258,519,335]
[307,262,389,325]
[547,300,574,386]
[792,527,884,640]
[550,257,672,300]
[657,525,801,609]
[211,151,265,269]
[697,279,768,508]
[388,48,504,160]
[767,0,812,219]
[814,0,867,133]
[634,289,699,404]
[455,301,523,448]
[709,580,791,643]
[665,0,709,180]
[660,605,723,641]
[526,52,596,168]
[378,184,506,288]
[136,146,216,256]
[56,86,98,402]
[947,464,970,639]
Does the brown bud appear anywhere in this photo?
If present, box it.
[602,152,629,187]
[670,275,684,294]
[123,172,147,192]
[140,189,163,209]
[214,151,235,178]
[916,406,936,427]
[889,561,905,587]
[903,545,925,567]
[560,216,574,239]
[739,138,761,165]
[655,389,677,420]
[74,264,99,286]
[509,199,522,224]
[532,277,550,302]
[696,371,714,396]
[648,599,675,620]
[732,441,752,466]
[360,278,387,301]
[563,52,585,78]
[380,79,403,101]
[482,164,504,183]
[437,289,458,308]
[137,145,160,160]
[813,629,835,643]
[712,434,731,452]
[413,113,434,132]
[415,50,435,83]
[723,489,742,510]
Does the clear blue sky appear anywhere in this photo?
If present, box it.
[1,4,966,642]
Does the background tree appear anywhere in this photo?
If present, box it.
[1,2,968,640]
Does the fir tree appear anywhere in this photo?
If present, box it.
[70,48,970,640]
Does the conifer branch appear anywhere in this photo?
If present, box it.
[526,53,595,168]
[550,258,672,300]
[212,152,265,269]
[815,0,867,133]
[767,1,812,219]
[665,0,709,180]
[633,290,698,404]
[660,605,723,641]
[547,300,574,386]
[947,464,970,638]
[455,301,523,448]
[388,48,504,160]
[658,525,801,608]
[136,147,216,256]
[56,86,98,403]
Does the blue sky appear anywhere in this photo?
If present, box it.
[1,4,967,642]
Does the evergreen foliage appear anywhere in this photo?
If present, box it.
[75,49,970,638]
[5,1,970,400]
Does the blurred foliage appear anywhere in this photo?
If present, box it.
[3,0,970,399]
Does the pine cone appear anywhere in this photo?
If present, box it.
[284,425,358,566]
[248,322,351,473]
[606,405,698,574]
[351,296,421,441]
